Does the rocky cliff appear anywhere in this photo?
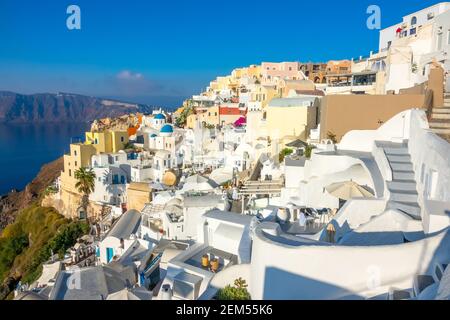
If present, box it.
[0,91,154,123]
[0,157,63,231]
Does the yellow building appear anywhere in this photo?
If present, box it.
[265,97,318,141]
[60,143,97,194]
[231,68,244,79]
[231,64,262,80]
[127,182,153,211]
[85,130,129,153]
[186,106,220,129]
[61,129,128,193]
[186,113,198,129]
[247,65,261,79]
[251,84,279,108]
[278,79,316,97]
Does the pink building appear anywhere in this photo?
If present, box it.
[261,62,306,85]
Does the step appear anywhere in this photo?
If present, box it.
[434,263,446,282]
[387,180,417,192]
[429,121,450,129]
[431,128,450,135]
[390,162,413,171]
[385,154,411,163]
[432,113,450,120]
[366,292,390,300]
[383,147,409,156]
[388,201,421,218]
[389,190,419,202]
[389,289,413,300]
[432,107,450,114]
[413,275,435,297]
[392,170,415,180]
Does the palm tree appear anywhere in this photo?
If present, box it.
[74,167,96,220]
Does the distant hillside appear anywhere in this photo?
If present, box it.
[0,91,156,123]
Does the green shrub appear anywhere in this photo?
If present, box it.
[216,278,251,300]
[0,204,89,286]
[304,145,316,159]
[175,105,194,127]
[279,148,294,162]
[21,221,89,284]
[0,235,29,280]
[326,131,337,144]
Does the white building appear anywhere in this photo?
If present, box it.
[158,210,255,300]
[204,108,450,300]
[98,209,142,264]
[90,152,133,206]
[379,2,450,52]
[378,3,450,92]
[153,150,176,182]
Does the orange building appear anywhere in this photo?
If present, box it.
[326,60,352,75]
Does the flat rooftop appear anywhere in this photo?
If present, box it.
[184,246,238,273]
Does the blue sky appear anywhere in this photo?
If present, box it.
[0,0,443,107]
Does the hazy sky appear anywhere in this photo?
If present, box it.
[0,0,442,107]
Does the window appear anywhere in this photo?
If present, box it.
[73,150,77,156]
[69,169,72,177]
[121,137,125,142]
[75,161,77,167]
[437,31,443,50]
[428,170,439,200]
[410,28,416,36]
[411,16,417,25]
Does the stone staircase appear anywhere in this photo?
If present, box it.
[380,142,421,220]
[429,94,450,141]
[385,262,448,300]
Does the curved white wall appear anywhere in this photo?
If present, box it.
[250,223,450,300]
[317,198,387,242]
[408,110,450,233]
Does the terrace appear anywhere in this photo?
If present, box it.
[184,247,238,274]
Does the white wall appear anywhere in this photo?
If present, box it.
[250,223,450,300]
[339,109,411,152]
[90,166,127,205]
[317,199,387,242]
[408,110,450,232]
